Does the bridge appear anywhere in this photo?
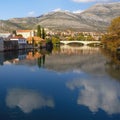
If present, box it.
[60,40,101,46]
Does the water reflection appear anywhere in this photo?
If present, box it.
[60,45,99,55]
[0,50,47,67]
[1,46,120,79]
[46,46,106,75]
[6,88,54,113]
[101,49,120,80]
[0,46,103,73]
[0,45,120,119]
[67,77,120,115]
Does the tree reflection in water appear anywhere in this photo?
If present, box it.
[101,48,120,80]
[1,46,120,81]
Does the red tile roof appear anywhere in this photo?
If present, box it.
[10,36,25,39]
[27,36,44,41]
[17,30,32,33]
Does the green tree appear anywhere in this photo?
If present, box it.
[87,35,95,41]
[32,37,35,47]
[12,30,17,36]
[51,37,60,44]
[37,25,41,37]
[17,34,23,37]
[42,27,46,39]
[77,33,86,41]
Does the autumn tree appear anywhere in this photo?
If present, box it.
[108,16,120,36]
[102,16,120,51]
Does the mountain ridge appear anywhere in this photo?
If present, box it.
[0,2,120,32]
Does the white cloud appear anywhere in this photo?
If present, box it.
[28,11,35,17]
[53,8,62,12]
[73,10,84,14]
[72,0,117,3]
[6,89,54,113]
[52,8,70,12]
[67,78,120,114]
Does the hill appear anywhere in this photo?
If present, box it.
[0,2,120,32]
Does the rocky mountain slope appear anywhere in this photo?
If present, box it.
[78,2,120,31]
[0,2,120,32]
[37,11,95,31]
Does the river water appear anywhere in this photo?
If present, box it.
[0,45,120,120]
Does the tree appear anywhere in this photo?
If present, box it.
[37,25,41,37]
[108,16,120,36]
[76,33,86,41]
[51,37,60,44]
[42,27,46,39]
[12,30,17,36]
[32,37,35,46]
[102,16,120,52]
[17,34,23,37]
[87,35,95,41]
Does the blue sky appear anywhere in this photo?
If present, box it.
[0,0,120,20]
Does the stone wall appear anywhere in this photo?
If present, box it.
[0,38,4,51]
[4,40,18,51]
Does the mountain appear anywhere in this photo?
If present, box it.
[36,11,96,31]
[0,20,23,32]
[0,2,120,32]
[0,17,39,32]
[78,2,120,31]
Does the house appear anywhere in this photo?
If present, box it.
[0,33,11,38]
[10,36,27,49]
[16,30,35,38]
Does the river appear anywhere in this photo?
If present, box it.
[0,45,120,120]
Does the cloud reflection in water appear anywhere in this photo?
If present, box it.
[67,78,120,114]
[6,89,54,113]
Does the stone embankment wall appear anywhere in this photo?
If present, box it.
[0,38,4,51]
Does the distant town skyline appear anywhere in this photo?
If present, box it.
[0,0,119,20]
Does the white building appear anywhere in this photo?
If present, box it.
[16,30,35,38]
[0,33,11,38]
[10,36,27,44]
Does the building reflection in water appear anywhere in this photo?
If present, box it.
[6,88,54,113]
[0,49,50,67]
[0,45,120,76]
[0,45,99,67]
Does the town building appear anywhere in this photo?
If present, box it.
[0,33,11,38]
[82,32,104,40]
[4,36,27,51]
[16,30,35,38]
[10,36,27,49]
